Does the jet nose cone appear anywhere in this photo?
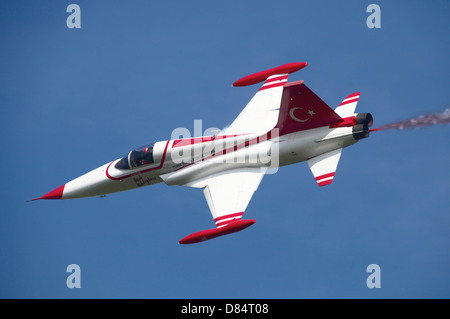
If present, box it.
[32,184,65,201]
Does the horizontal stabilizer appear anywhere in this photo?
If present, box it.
[334,92,360,118]
[307,148,342,187]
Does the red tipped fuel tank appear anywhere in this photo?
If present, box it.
[233,62,307,87]
[179,219,255,244]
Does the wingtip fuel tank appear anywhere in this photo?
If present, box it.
[233,62,308,87]
[179,219,256,244]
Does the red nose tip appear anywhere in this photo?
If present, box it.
[32,184,65,201]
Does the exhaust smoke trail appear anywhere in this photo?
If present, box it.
[370,108,450,132]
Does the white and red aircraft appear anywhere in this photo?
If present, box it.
[32,62,373,244]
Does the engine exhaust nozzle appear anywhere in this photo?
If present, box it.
[352,124,370,140]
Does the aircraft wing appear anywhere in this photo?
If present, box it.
[226,62,308,136]
[179,167,267,244]
[225,74,289,135]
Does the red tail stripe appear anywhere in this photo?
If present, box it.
[338,97,359,107]
[345,92,360,99]
[318,179,333,187]
[315,172,335,181]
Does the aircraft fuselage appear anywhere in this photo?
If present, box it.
[38,123,367,201]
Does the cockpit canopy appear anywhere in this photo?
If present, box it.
[115,144,154,170]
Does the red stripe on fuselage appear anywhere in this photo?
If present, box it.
[172,135,240,148]
[329,116,357,128]
[173,131,272,172]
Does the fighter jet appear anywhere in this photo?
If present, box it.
[32,62,373,244]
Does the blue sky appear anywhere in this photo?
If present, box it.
[1,0,449,298]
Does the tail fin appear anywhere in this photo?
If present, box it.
[274,81,343,135]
